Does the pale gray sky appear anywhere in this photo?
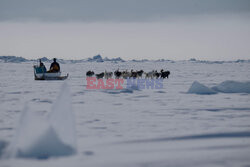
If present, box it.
[0,0,250,60]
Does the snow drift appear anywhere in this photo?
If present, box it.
[8,83,76,159]
[187,81,217,95]
[188,80,250,94]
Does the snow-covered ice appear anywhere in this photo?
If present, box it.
[212,80,250,93]
[187,81,217,94]
[187,80,250,94]
[0,60,250,167]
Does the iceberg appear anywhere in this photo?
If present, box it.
[0,56,28,63]
[103,56,125,62]
[87,55,125,62]
[87,54,104,62]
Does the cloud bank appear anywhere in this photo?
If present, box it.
[0,0,249,22]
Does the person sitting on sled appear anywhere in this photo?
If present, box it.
[39,59,47,73]
[48,58,60,73]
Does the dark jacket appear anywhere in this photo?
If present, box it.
[50,62,60,72]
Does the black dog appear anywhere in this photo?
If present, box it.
[130,70,137,78]
[154,70,161,79]
[96,72,104,79]
[86,70,95,77]
[136,70,144,78]
[114,69,122,78]
[160,69,170,79]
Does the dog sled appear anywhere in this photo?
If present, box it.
[33,65,68,80]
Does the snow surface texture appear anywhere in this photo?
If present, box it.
[0,61,250,167]
[5,83,76,159]
[188,80,250,94]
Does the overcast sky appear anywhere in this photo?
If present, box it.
[0,0,250,60]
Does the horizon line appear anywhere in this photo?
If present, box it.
[0,55,249,62]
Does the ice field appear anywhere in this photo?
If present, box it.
[0,60,250,167]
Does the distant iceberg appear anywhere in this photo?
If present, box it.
[131,59,149,62]
[87,54,104,62]
[155,59,174,63]
[87,54,125,62]
[7,83,76,159]
[1,55,250,63]
[187,81,217,95]
[103,56,125,62]
[0,56,28,63]
[188,58,224,64]
[188,58,250,64]
[39,57,50,62]
[0,55,126,63]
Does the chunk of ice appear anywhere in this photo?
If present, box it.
[188,81,217,95]
[212,80,250,93]
[8,82,76,159]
